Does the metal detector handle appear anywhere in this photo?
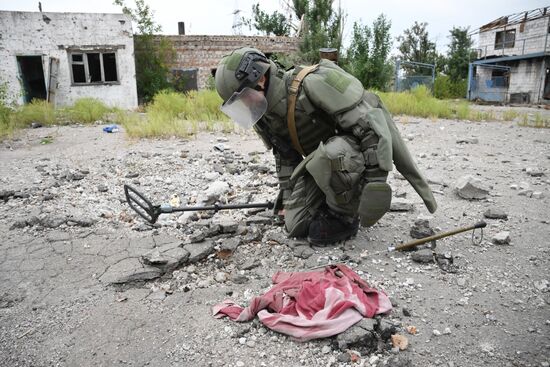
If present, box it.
[124,184,274,224]
[388,221,488,252]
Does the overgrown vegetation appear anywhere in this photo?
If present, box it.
[114,0,175,103]
[377,85,549,126]
[1,89,548,141]
[120,90,232,139]
[0,80,14,139]
[342,14,393,91]
[244,0,345,64]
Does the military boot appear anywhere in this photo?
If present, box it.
[307,208,359,246]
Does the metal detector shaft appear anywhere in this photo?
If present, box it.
[124,184,273,224]
[388,221,487,252]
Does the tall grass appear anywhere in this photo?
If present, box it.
[378,86,454,119]
[121,89,232,138]
[13,100,57,127]
[65,97,112,124]
[0,105,15,139]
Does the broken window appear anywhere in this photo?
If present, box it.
[69,51,119,84]
[491,69,509,87]
[494,30,515,49]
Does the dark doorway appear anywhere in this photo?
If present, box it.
[17,56,47,103]
[543,67,550,100]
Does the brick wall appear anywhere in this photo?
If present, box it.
[160,35,300,89]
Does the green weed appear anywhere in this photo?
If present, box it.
[502,110,519,121]
[65,98,112,124]
[12,100,56,127]
[378,86,454,119]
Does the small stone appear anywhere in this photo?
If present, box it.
[337,353,351,363]
[391,334,409,350]
[443,327,452,335]
[532,191,544,199]
[483,208,508,220]
[238,337,246,345]
[321,345,332,354]
[236,361,245,367]
[455,175,490,200]
[492,231,511,245]
[518,189,533,197]
[215,272,228,283]
[533,280,548,291]
[456,137,479,144]
[97,184,109,192]
[411,249,434,263]
[526,167,543,177]
[369,355,379,365]
[246,340,255,348]
[390,198,414,212]
[219,220,239,233]
[433,329,441,336]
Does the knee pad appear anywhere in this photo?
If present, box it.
[306,136,365,215]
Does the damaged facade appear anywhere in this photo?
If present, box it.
[0,11,138,108]
[160,27,300,90]
[468,6,550,104]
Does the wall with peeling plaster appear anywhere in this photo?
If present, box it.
[0,11,138,109]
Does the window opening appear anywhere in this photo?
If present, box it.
[69,51,118,84]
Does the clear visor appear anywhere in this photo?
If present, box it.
[220,87,268,129]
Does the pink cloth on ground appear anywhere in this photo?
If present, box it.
[212,264,392,341]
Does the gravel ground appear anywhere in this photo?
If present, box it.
[0,115,549,367]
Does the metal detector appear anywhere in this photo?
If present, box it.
[124,184,274,224]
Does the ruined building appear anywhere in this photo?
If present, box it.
[468,6,550,104]
[0,11,138,108]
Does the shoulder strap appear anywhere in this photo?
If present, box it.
[287,64,318,156]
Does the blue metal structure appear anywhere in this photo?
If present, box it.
[467,63,511,103]
[394,60,436,92]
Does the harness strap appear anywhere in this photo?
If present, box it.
[287,64,318,156]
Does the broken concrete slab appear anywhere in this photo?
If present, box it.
[183,240,215,263]
[99,258,163,284]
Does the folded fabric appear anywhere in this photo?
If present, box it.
[212,264,392,341]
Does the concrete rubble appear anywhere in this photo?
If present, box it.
[0,117,549,367]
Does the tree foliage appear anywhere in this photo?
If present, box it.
[244,3,291,36]
[396,21,437,76]
[446,26,474,81]
[114,0,175,103]
[298,0,345,63]
[244,0,345,64]
[343,14,392,90]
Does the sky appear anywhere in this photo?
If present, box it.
[1,0,548,54]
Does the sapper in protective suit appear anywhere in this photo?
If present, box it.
[215,47,437,246]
